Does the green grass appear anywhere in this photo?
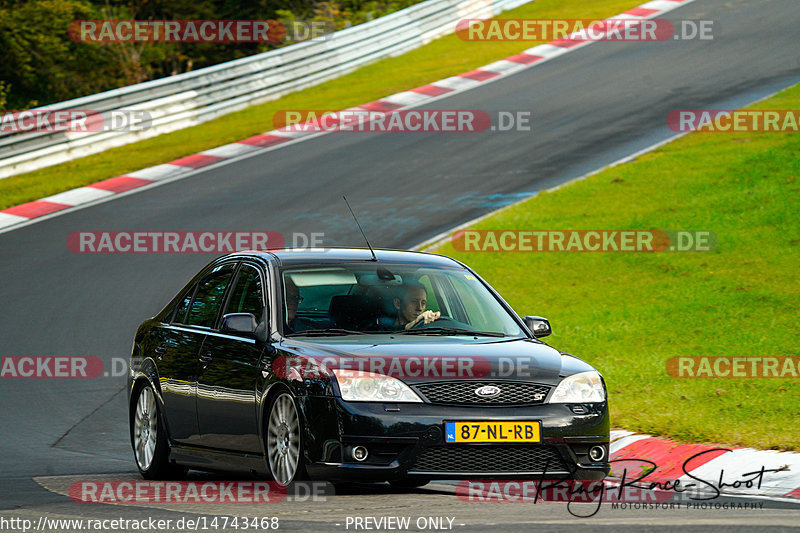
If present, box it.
[0,0,642,210]
[431,83,800,450]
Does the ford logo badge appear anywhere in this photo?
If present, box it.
[475,385,501,398]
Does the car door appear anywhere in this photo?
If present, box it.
[157,261,237,445]
[196,262,267,453]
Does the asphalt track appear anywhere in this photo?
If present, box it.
[1,0,799,529]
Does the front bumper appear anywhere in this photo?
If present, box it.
[302,397,610,482]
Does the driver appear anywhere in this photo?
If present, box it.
[393,280,440,330]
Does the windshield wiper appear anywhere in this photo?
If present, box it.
[394,327,505,337]
[287,328,367,336]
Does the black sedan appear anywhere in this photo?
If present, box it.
[128,248,609,486]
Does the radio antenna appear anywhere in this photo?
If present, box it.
[343,196,377,261]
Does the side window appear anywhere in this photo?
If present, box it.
[185,264,236,328]
[172,288,195,324]
[224,265,264,318]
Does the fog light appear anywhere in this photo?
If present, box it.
[352,446,368,462]
[588,445,606,462]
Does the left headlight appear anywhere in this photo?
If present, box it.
[549,371,606,403]
[333,369,423,402]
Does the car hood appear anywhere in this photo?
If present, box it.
[278,336,597,386]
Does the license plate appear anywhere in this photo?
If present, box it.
[444,421,541,443]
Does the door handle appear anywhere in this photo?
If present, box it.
[154,345,167,355]
[199,352,213,364]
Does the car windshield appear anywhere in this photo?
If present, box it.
[281,262,527,337]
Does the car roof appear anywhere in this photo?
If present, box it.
[233,247,464,268]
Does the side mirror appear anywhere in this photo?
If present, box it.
[221,313,258,337]
[523,316,551,338]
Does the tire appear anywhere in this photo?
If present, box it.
[389,478,430,488]
[131,383,184,479]
[265,391,308,486]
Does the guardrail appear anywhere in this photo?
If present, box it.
[0,0,533,180]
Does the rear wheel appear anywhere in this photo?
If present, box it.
[266,392,307,485]
[132,384,184,479]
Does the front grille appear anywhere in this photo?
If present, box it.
[409,445,567,473]
[414,381,550,405]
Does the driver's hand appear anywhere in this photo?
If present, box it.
[405,310,441,329]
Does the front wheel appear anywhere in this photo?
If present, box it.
[132,384,183,479]
[266,392,307,485]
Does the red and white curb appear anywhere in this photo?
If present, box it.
[0,0,696,234]
[610,430,800,500]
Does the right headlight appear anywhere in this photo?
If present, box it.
[333,369,423,402]
[549,371,606,403]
